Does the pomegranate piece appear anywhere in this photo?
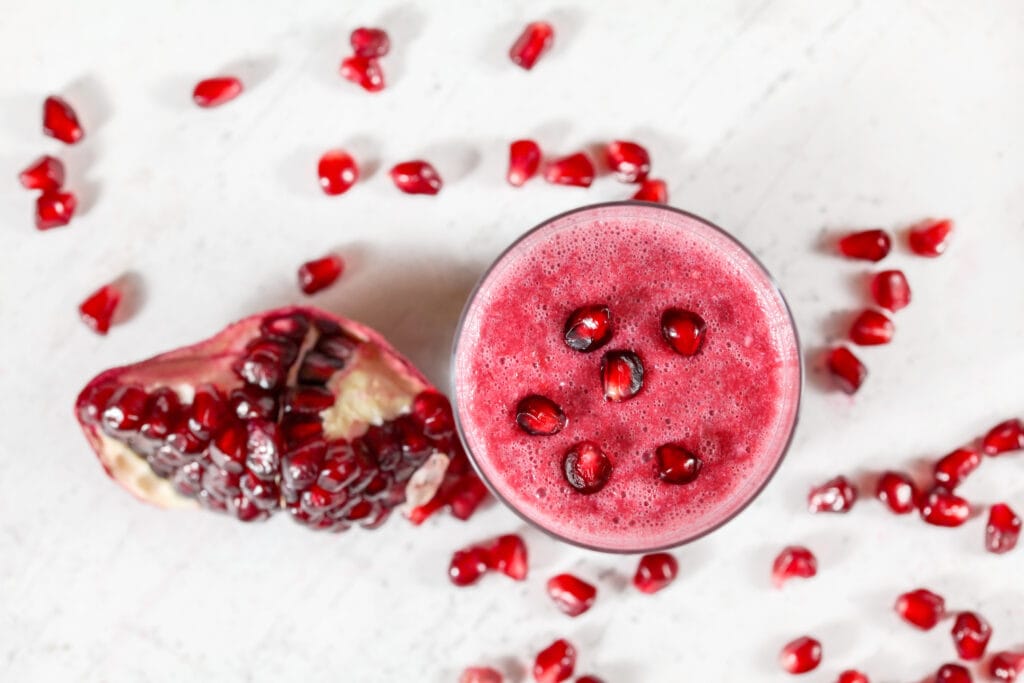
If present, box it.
[515,394,568,436]
[546,573,597,617]
[484,534,529,580]
[564,305,613,353]
[606,141,651,183]
[870,270,911,312]
[449,547,489,586]
[808,475,857,513]
[935,664,972,683]
[771,546,818,587]
[340,55,385,92]
[19,155,65,192]
[42,96,84,144]
[533,639,575,683]
[779,636,822,674]
[836,671,869,683]
[317,150,359,195]
[632,178,668,204]
[875,470,918,514]
[655,443,702,485]
[951,611,992,660]
[510,21,554,71]
[990,652,1024,682]
[849,309,894,346]
[982,418,1024,455]
[298,254,344,295]
[895,588,946,630]
[563,441,612,494]
[389,160,442,195]
[544,153,595,188]
[986,503,1021,553]
[661,308,707,356]
[826,346,866,394]
[837,229,891,262]
[79,284,122,335]
[633,552,678,594]
[933,447,981,489]
[35,190,77,230]
[908,218,953,257]
[600,350,644,402]
[507,139,542,187]
[350,27,390,57]
[919,487,971,527]
[460,667,503,683]
[192,77,243,107]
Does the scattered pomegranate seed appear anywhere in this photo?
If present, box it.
[515,395,568,436]
[298,254,344,295]
[340,55,385,92]
[317,150,359,195]
[42,96,84,144]
[870,270,911,312]
[633,553,678,594]
[563,441,612,494]
[895,588,946,630]
[951,611,992,660]
[632,178,668,204]
[192,77,243,107]
[875,471,918,514]
[606,141,651,183]
[389,160,442,195]
[19,155,65,192]
[449,547,489,586]
[575,677,605,683]
[601,350,643,402]
[837,229,891,261]
[661,308,707,356]
[935,663,972,683]
[564,305,613,352]
[982,418,1024,455]
[849,309,894,346]
[484,534,529,580]
[507,139,542,187]
[533,639,575,683]
[35,190,77,230]
[546,573,597,617]
[836,671,869,683]
[544,153,595,188]
[78,284,122,335]
[986,503,1021,553]
[933,447,981,489]
[826,346,867,394]
[808,475,857,513]
[459,666,503,683]
[908,218,953,257]
[990,651,1024,682]
[771,546,818,588]
[350,27,390,57]
[919,487,971,527]
[655,443,702,485]
[510,21,554,71]
[779,636,822,674]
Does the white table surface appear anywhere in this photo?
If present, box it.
[2,1,1023,681]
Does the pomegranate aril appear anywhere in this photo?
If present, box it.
[510,21,554,71]
[298,254,344,295]
[229,386,278,421]
[951,611,992,660]
[140,388,181,440]
[449,547,489,586]
[563,441,612,494]
[261,312,310,342]
[460,667,503,683]
[808,475,857,513]
[935,663,972,683]
[339,55,385,92]
[779,636,822,674]
[933,447,981,489]
[655,443,702,485]
[235,350,287,391]
[102,385,148,433]
[411,390,454,439]
[241,471,280,509]
[875,470,917,514]
[42,96,84,144]
[606,141,651,183]
[165,422,207,457]
[283,386,335,414]
[283,439,328,490]
[202,466,241,500]
[632,178,668,204]
[908,218,953,257]
[837,229,891,261]
[245,420,282,479]
[836,671,869,683]
[192,77,243,107]
[484,534,528,580]
[315,331,360,361]
[232,494,270,522]
[188,384,226,439]
[661,308,707,356]
[172,462,204,497]
[982,418,1024,455]
[545,153,595,188]
[515,394,567,436]
[990,652,1024,682]
[546,573,597,617]
[576,678,604,683]
[35,190,77,230]
[849,309,894,346]
[448,476,489,521]
[986,503,1021,554]
[633,552,678,594]
[601,350,643,402]
[507,139,542,187]
[533,639,575,683]
[19,155,65,191]
[871,270,911,312]
[210,421,248,473]
[389,160,441,195]
[350,27,390,57]
[826,346,866,394]
[296,351,345,386]
[563,305,613,352]
[79,284,122,335]
[772,546,817,587]
[317,150,359,196]
[919,487,970,527]
[895,588,946,630]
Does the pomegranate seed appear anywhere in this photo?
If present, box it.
[78,284,122,335]
[826,346,866,394]
[601,350,643,401]
[934,447,981,489]
[563,305,613,352]
[350,27,390,57]
[661,308,707,356]
[837,229,891,261]
[951,611,992,660]
[982,418,1024,455]
[389,160,442,195]
[895,588,946,630]
[411,390,454,438]
[908,218,953,257]
[509,21,554,71]
[808,476,857,513]
[990,652,1024,682]
[563,441,612,494]
[245,420,282,478]
[870,270,911,312]
[546,573,597,617]
[633,552,678,594]
[102,385,148,433]
[919,487,971,527]
[515,395,567,436]
[779,636,822,674]
[192,77,243,107]
[606,141,651,183]
[317,150,359,195]
[19,155,65,191]
[189,384,227,438]
[632,178,668,204]
[507,139,542,187]
[837,671,869,683]
[655,443,702,485]
[576,678,604,683]
[35,190,77,230]
[140,388,181,440]
[544,153,595,188]
[771,546,817,587]
[448,476,489,521]
[448,547,489,586]
[986,503,1021,553]
[935,663,972,683]
[42,96,84,144]
[849,309,894,346]
[210,422,247,472]
[460,667,502,683]
[875,471,917,514]
[533,639,575,683]
[484,534,528,580]
[340,55,385,92]
[298,254,344,295]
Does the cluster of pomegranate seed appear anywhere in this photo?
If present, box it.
[316,149,441,196]
[340,27,390,92]
[448,534,528,586]
[461,637,608,683]
[19,97,84,232]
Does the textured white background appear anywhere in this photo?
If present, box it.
[2,1,1023,681]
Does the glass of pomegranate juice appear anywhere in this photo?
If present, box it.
[452,203,801,552]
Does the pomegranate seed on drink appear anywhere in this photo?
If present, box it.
[563,441,612,494]
[459,667,503,683]
[19,155,65,192]
[632,178,668,204]
[875,471,917,514]
[350,27,390,57]
[192,77,243,107]
[933,447,981,489]
[600,350,644,402]
[546,573,597,617]
[808,475,857,513]
[42,96,84,144]
[908,218,953,257]
[870,270,911,312]
[564,305,613,352]
[533,638,575,683]
[515,395,567,436]
[35,190,77,230]
[317,150,359,195]
[990,651,1024,682]
[986,503,1021,553]
[849,309,894,346]
[389,160,442,195]
[340,55,385,92]
[655,443,702,485]
[935,663,972,683]
[951,611,992,660]
[837,229,891,261]
[544,153,595,187]
[895,588,946,630]
[79,284,122,335]
[826,346,866,394]
[298,254,344,295]
[661,308,707,356]
[509,21,554,71]
[982,418,1024,455]
[837,671,869,683]
[633,552,678,594]
[507,139,542,187]
[771,546,817,587]
[606,141,651,183]
[779,636,822,674]
[919,487,971,527]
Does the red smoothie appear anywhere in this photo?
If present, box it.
[453,203,801,551]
